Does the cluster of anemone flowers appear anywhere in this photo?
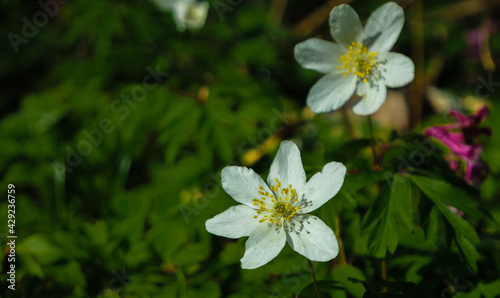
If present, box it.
[205,2,415,270]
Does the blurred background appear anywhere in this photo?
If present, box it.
[1,0,499,297]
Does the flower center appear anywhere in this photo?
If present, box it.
[252,178,300,226]
[337,42,379,83]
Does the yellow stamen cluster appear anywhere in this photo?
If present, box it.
[253,178,300,226]
[337,42,378,82]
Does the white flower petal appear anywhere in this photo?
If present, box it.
[352,81,387,115]
[286,215,339,261]
[172,2,190,31]
[307,72,357,113]
[298,161,346,213]
[222,166,272,207]
[241,223,286,269]
[184,1,209,30]
[379,52,414,88]
[205,205,259,239]
[294,38,344,74]
[329,4,364,47]
[364,2,405,53]
[267,140,307,191]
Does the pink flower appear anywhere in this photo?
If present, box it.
[467,19,498,60]
[425,106,491,185]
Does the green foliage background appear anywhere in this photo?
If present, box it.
[1,0,500,297]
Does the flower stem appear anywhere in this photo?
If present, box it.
[381,258,388,280]
[409,0,424,128]
[307,258,322,298]
[334,214,347,266]
[341,106,355,139]
[381,258,388,293]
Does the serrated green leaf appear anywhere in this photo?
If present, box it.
[456,235,480,272]
[391,174,415,232]
[410,175,483,218]
[413,175,481,272]
[423,190,480,245]
[332,265,366,297]
[423,207,439,242]
[364,188,398,258]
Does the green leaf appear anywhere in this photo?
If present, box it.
[45,260,87,287]
[420,187,480,244]
[436,204,480,272]
[478,278,500,298]
[391,174,416,233]
[17,234,64,265]
[410,175,483,218]
[423,207,439,243]
[85,220,109,248]
[18,253,44,278]
[363,187,398,258]
[174,243,210,266]
[456,235,480,273]
[332,265,366,297]
[411,175,481,272]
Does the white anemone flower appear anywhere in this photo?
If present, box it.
[294,2,415,115]
[205,141,346,269]
[152,0,209,31]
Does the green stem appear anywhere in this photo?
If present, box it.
[381,258,387,280]
[381,258,388,292]
[341,106,355,139]
[334,214,346,266]
[307,258,322,298]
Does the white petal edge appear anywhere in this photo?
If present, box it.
[172,2,190,31]
[267,140,307,192]
[294,38,344,74]
[379,52,415,88]
[221,166,272,208]
[364,2,405,53]
[241,223,286,269]
[184,2,209,30]
[206,205,260,239]
[286,215,339,261]
[329,4,364,48]
[298,161,346,213]
[352,81,387,115]
[307,72,357,114]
